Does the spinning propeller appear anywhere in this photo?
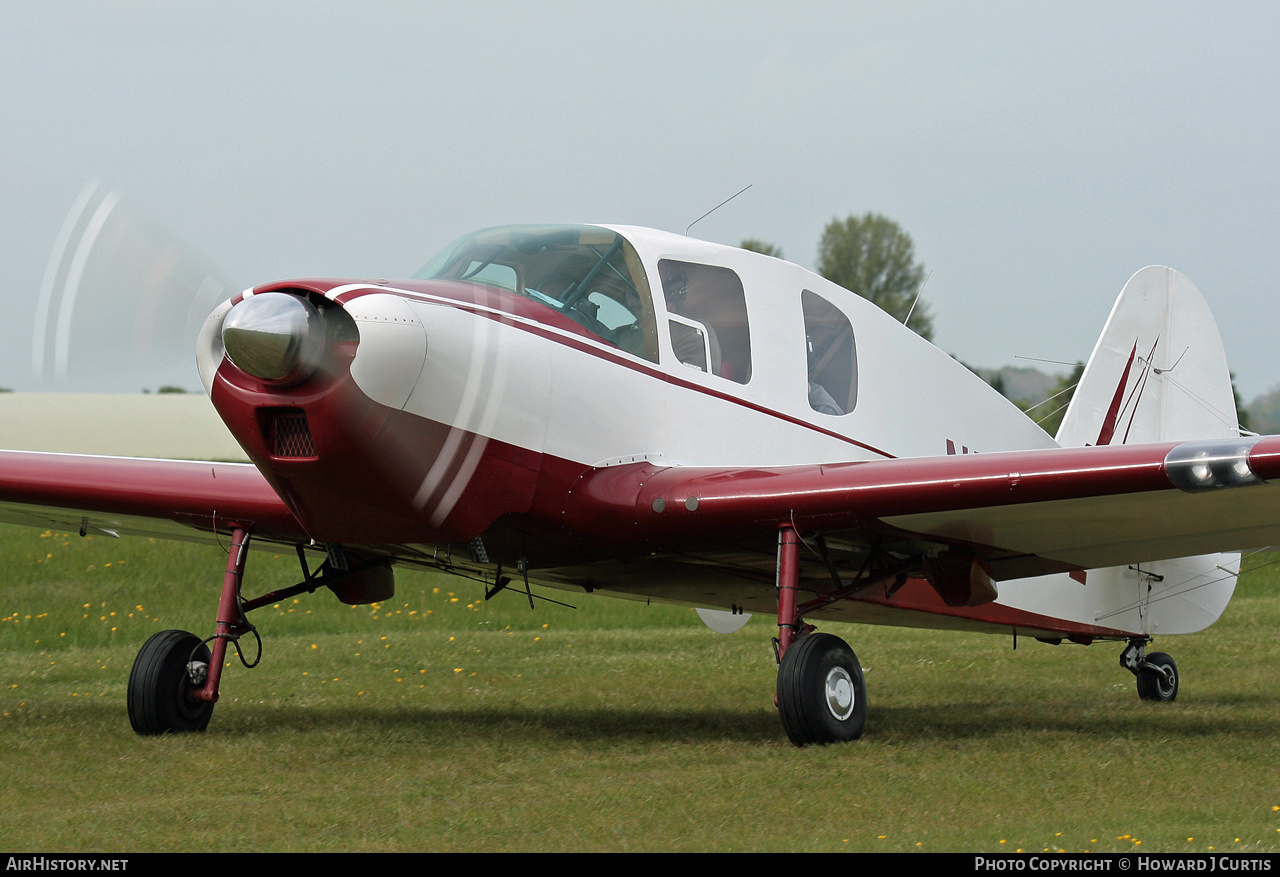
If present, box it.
[34,180,237,391]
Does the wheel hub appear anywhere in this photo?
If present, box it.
[824,666,856,720]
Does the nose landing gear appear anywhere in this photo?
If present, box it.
[126,526,398,734]
[127,629,215,734]
[127,528,257,735]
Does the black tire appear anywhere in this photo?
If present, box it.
[127,629,215,734]
[1136,651,1179,702]
[776,632,866,746]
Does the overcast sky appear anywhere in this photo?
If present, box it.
[4,1,1280,400]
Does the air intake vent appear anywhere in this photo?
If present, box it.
[269,410,317,458]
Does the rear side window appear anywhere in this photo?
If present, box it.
[803,290,856,415]
[658,259,751,384]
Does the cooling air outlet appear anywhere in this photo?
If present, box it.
[269,410,316,458]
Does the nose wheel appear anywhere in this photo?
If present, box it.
[127,629,215,734]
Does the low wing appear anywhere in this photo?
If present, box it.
[562,435,1280,581]
[0,450,305,544]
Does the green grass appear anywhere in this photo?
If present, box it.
[2,523,1280,852]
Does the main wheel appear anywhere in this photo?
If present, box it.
[127,629,215,734]
[776,632,866,746]
[1135,651,1178,702]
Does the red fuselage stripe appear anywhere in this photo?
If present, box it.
[330,284,898,460]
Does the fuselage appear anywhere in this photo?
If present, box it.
[194,224,1232,643]
[198,224,1050,543]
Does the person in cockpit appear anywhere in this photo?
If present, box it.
[661,263,722,375]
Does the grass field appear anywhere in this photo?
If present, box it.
[2,522,1279,852]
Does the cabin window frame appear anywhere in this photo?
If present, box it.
[657,258,752,384]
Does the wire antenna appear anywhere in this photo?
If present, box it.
[904,269,932,328]
[686,184,752,236]
[1015,355,1084,367]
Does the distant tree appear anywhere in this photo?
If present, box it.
[0,388,11,393]
[957,358,1007,399]
[1230,373,1250,432]
[816,213,932,340]
[157,385,187,394]
[986,370,1008,399]
[740,239,783,258]
[1245,384,1280,435]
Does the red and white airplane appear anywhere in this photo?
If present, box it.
[2,223,1276,745]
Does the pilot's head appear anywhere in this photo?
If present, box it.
[661,264,690,309]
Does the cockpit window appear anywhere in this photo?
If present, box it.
[415,225,658,362]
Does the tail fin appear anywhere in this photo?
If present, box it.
[1055,266,1240,448]
[1055,266,1241,636]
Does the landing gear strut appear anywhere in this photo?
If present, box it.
[127,527,255,735]
[1120,639,1179,702]
[772,525,867,745]
[126,528,397,734]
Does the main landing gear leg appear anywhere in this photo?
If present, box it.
[773,524,867,746]
[1120,639,1179,703]
[128,527,256,735]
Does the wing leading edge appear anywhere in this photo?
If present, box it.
[0,450,305,545]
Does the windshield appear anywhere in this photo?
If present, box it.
[415,225,659,362]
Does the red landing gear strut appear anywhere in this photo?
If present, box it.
[772,524,868,746]
[126,526,396,734]
[127,527,257,735]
